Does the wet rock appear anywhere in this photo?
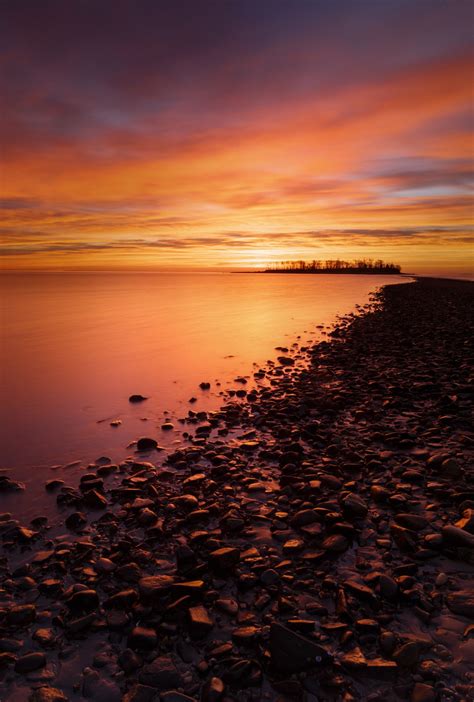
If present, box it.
[138,575,174,599]
[188,605,214,638]
[65,512,87,530]
[456,508,474,533]
[138,655,182,689]
[379,574,398,601]
[446,591,474,617]
[129,394,148,403]
[208,547,240,573]
[394,513,429,531]
[411,683,436,702]
[0,476,26,491]
[201,676,225,702]
[83,488,107,509]
[322,534,349,553]
[15,652,46,673]
[136,437,158,451]
[6,604,36,626]
[66,588,99,612]
[441,525,474,548]
[392,641,421,668]
[269,622,332,672]
[161,693,197,702]
[128,626,158,650]
[341,493,368,519]
[29,688,69,702]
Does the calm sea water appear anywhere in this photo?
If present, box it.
[0,272,408,517]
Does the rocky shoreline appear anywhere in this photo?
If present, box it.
[1,278,473,702]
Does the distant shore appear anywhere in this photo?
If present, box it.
[1,277,473,702]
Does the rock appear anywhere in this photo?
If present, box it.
[129,394,148,403]
[394,513,428,531]
[392,641,421,667]
[138,655,182,689]
[269,622,332,672]
[456,508,474,533]
[260,569,280,586]
[215,598,239,615]
[232,626,259,644]
[199,382,211,390]
[66,588,99,612]
[446,591,474,618]
[278,356,294,366]
[341,493,368,519]
[208,547,240,573]
[441,525,474,548]
[188,606,214,638]
[161,693,197,702]
[138,575,174,599]
[322,534,349,552]
[15,652,46,673]
[128,626,158,650]
[29,688,69,702]
[411,683,436,702]
[0,476,25,492]
[290,509,317,527]
[65,512,87,530]
[282,538,304,554]
[6,604,36,626]
[136,437,158,451]
[82,488,107,509]
[379,574,398,601]
[201,677,225,702]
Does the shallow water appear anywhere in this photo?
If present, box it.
[0,272,407,516]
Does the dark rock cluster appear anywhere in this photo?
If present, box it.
[1,279,473,701]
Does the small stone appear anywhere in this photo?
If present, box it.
[202,677,225,702]
[82,489,107,509]
[208,547,240,573]
[260,569,280,586]
[442,525,474,549]
[188,606,214,638]
[446,591,474,617]
[65,512,87,530]
[29,688,68,702]
[129,394,148,403]
[15,652,46,674]
[136,437,158,451]
[394,513,428,531]
[7,604,36,626]
[322,534,349,552]
[341,493,368,519]
[282,539,304,554]
[66,589,99,612]
[128,626,158,650]
[411,683,436,702]
[392,641,421,667]
[138,655,182,690]
[379,574,398,601]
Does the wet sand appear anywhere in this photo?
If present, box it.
[1,277,473,702]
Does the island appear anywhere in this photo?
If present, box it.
[263,259,402,273]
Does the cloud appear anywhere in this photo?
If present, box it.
[1,1,473,270]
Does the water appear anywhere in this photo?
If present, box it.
[0,272,408,517]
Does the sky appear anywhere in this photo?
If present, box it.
[1,0,473,274]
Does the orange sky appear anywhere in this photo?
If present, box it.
[1,1,473,275]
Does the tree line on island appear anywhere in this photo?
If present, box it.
[263,259,402,274]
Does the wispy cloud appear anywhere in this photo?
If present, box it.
[1,1,473,271]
